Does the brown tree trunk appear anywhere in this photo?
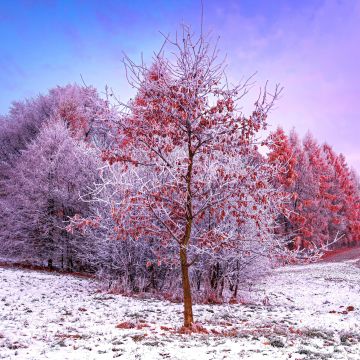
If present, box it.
[180,127,194,328]
[180,245,193,327]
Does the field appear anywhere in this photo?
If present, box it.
[1,251,359,360]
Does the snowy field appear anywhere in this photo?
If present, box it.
[0,257,359,360]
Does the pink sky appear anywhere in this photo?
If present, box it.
[1,0,359,170]
[209,1,360,170]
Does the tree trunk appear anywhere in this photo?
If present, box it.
[180,128,194,327]
[180,245,193,327]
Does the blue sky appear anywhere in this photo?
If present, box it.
[1,0,360,169]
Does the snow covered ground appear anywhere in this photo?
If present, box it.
[0,257,359,359]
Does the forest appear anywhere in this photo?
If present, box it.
[0,28,359,329]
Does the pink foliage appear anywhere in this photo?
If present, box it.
[268,128,360,250]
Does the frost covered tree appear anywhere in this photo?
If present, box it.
[0,83,113,165]
[268,128,360,250]
[0,84,117,267]
[0,120,98,269]
[46,84,116,144]
[321,144,360,246]
[267,127,299,248]
[269,130,335,249]
[94,26,285,327]
[0,84,111,200]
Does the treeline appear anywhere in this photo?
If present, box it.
[268,128,360,250]
[0,83,359,304]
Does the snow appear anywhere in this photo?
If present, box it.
[1,259,359,359]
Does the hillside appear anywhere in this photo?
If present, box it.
[1,254,359,360]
